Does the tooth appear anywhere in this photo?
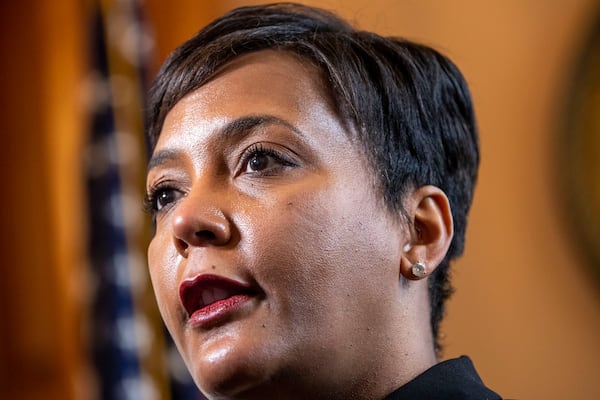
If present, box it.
[213,288,230,302]
[202,289,215,306]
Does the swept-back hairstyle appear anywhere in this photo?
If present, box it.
[146,2,479,353]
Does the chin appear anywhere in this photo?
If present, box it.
[194,363,276,400]
[185,334,279,399]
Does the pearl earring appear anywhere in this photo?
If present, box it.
[411,261,427,279]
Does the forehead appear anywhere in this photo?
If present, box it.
[154,50,351,153]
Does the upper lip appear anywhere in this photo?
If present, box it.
[179,274,257,316]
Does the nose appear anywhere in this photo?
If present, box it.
[171,187,232,257]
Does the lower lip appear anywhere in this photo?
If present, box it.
[187,294,254,329]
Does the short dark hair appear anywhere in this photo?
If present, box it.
[146,2,479,353]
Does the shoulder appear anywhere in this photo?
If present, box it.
[384,356,502,400]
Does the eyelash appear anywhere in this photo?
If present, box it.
[239,143,297,175]
[143,181,182,217]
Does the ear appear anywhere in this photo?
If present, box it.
[400,186,454,281]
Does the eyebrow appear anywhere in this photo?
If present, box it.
[147,148,182,172]
[221,114,303,138]
[147,114,304,172]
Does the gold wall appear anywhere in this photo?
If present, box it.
[0,1,89,399]
[2,1,599,399]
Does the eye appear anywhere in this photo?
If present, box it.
[241,144,297,175]
[155,188,179,210]
[144,184,184,214]
[246,152,276,172]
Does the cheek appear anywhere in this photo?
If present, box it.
[247,181,396,311]
[147,232,181,327]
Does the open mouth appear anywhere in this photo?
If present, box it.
[179,274,257,326]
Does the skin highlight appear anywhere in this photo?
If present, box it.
[146,51,453,399]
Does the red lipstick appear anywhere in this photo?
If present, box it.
[179,274,256,328]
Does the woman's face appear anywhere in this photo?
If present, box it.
[147,51,408,398]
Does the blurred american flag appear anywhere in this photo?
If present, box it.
[84,0,202,399]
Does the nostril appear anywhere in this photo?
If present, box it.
[195,230,217,241]
[175,237,189,255]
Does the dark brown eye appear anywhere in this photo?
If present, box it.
[146,187,183,213]
[241,144,298,175]
[248,153,271,171]
[156,190,174,210]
